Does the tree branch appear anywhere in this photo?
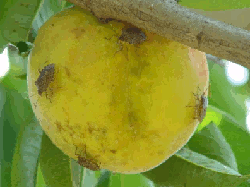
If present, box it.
[67,0,250,69]
[206,54,225,67]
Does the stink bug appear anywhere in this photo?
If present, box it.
[187,89,208,123]
[118,27,146,45]
[75,145,100,171]
[77,155,100,171]
[197,93,208,122]
[35,63,55,97]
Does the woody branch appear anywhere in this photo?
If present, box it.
[66,0,250,69]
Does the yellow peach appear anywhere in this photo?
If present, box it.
[27,6,209,174]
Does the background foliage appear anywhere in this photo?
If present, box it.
[1,0,250,186]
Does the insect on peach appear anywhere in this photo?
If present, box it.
[75,145,100,171]
[114,27,147,59]
[77,155,100,171]
[187,89,208,123]
[118,27,147,45]
[35,63,55,97]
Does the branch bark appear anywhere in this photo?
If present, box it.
[67,0,250,69]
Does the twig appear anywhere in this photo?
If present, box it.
[66,0,250,69]
[206,54,225,67]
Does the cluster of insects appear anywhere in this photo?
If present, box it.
[35,63,55,97]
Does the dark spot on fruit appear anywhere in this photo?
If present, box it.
[100,128,107,135]
[88,126,94,134]
[130,60,150,77]
[78,156,100,171]
[71,27,86,39]
[68,125,74,131]
[64,118,70,126]
[110,94,117,105]
[158,150,164,155]
[110,150,117,154]
[62,137,68,143]
[128,111,138,125]
[55,121,62,132]
[35,63,55,97]
[51,24,54,26]
[119,27,146,45]
[64,67,71,77]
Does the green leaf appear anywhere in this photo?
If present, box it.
[0,34,8,54]
[109,173,155,187]
[216,109,250,175]
[70,158,104,187]
[32,0,73,36]
[0,0,43,52]
[61,1,74,9]
[39,133,73,187]
[0,85,12,187]
[81,169,100,187]
[179,0,250,11]
[207,60,248,131]
[95,170,111,187]
[238,179,250,187]
[187,123,238,171]
[36,164,47,187]
[1,71,28,95]
[70,158,84,187]
[1,46,29,96]
[1,86,31,121]
[8,44,28,78]
[196,105,222,132]
[203,105,250,182]
[71,159,101,187]
[143,148,248,187]
[0,1,8,53]
[11,117,43,187]
[0,82,34,187]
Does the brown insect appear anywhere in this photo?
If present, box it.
[98,18,114,24]
[77,156,100,171]
[118,27,147,45]
[198,94,208,122]
[35,63,55,97]
[75,145,100,171]
[187,89,208,123]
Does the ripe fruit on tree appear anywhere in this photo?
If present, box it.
[27,6,209,174]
